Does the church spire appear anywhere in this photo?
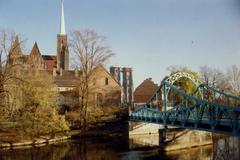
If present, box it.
[57,0,69,71]
[60,0,66,35]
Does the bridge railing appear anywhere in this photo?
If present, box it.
[130,80,240,136]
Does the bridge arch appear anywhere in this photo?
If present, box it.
[163,72,201,87]
[161,72,202,110]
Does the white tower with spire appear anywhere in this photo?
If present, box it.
[60,0,66,35]
[57,0,69,70]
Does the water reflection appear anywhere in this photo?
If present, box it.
[0,135,240,160]
[129,133,213,160]
[166,145,212,160]
[0,137,129,160]
[213,136,240,160]
[129,133,159,148]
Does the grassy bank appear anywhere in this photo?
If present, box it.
[0,106,128,149]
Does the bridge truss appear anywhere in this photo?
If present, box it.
[130,72,240,136]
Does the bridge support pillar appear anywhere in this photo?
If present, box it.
[159,126,167,151]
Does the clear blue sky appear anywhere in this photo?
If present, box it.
[1,0,240,87]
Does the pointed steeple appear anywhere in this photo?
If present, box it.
[57,0,69,70]
[60,0,66,35]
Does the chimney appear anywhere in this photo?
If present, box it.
[110,66,121,83]
[74,69,79,77]
[53,68,57,77]
[60,68,63,76]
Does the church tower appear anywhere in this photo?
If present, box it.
[57,0,69,70]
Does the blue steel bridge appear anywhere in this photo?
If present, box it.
[129,72,240,136]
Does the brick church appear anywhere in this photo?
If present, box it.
[9,0,69,72]
[8,0,134,109]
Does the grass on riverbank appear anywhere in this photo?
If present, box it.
[65,105,128,130]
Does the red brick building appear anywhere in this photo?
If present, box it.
[134,78,158,105]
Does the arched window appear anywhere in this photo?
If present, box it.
[105,77,109,85]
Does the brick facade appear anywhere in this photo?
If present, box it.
[134,78,158,104]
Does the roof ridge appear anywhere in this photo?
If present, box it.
[94,64,122,88]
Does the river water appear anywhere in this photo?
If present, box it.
[1,134,239,160]
[0,136,208,160]
[1,120,240,160]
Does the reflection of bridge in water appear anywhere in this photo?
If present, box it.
[130,72,240,136]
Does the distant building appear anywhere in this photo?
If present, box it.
[8,0,122,110]
[90,65,122,107]
[42,55,57,70]
[54,65,122,110]
[134,78,158,105]
[9,38,54,70]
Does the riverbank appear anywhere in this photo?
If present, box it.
[0,135,215,160]
[0,133,71,150]
[1,128,238,160]
[0,126,126,150]
[0,108,129,150]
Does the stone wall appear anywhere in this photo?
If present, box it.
[129,123,213,151]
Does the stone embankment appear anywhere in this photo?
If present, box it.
[0,135,71,150]
[129,122,213,151]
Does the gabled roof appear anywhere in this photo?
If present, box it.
[93,64,122,88]
[134,78,158,95]
[30,42,41,57]
[52,70,79,87]
[134,78,158,103]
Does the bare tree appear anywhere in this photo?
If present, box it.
[226,65,240,96]
[199,66,229,90]
[166,65,187,74]
[70,29,114,130]
[0,29,25,117]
